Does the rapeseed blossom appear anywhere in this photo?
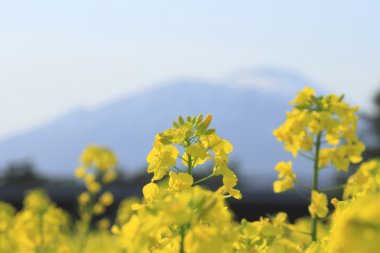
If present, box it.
[145,114,241,199]
[273,86,365,171]
[273,161,296,193]
[273,86,365,242]
[344,159,380,198]
[308,191,329,218]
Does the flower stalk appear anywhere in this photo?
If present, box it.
[311,131,322,241]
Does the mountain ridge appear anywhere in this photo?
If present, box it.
[0,68,330,189]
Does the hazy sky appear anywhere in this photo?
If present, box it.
[0,1,379,140]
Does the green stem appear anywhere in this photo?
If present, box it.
[179,156,188,163]
[186,139,193,174]
[299,151,315,161]
[173,166,185,173]
[193,173,214,185]
[294,178,312,191]
[78,194,95,252]
[187,154,192,174]
[179,226,186,253]
[36,209,46,253]
[311,132,322,241]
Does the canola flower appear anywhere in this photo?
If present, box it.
[1,88,380,253]
[344,158,380,198]
[113,186,237,253]
[145,114,242,199]
[74,145,118,251]
[327,193,380,253]
[111,114,243,253]
[273,161,296,193]
[273,86,365,241]
[3,189,71,253]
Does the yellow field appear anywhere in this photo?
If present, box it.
[0,87,379,253]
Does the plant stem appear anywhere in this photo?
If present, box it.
[299,151,315,161]
[294,178,312,191]
[179,226,186,253]
[173,166,185,173]
[187,154,192,174]
[311,132,322,241]
[79,194,95,252]
[193,173,214,185]
[186,139,193,174]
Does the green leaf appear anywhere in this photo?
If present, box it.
[205,129,215,135]
[178,116,184,125]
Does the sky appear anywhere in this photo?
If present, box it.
[0,0,379,140]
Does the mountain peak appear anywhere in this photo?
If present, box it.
[227,67,316,96]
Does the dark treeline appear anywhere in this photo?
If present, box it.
[363,90,380,159]
[0,160,312,222]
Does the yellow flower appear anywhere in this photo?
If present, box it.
[102,171,117,183]
[146,141,179,181]
[142,182,159,202]
[161,122,192,144]
[330,198,340,208]
[308,191,328,218]
[74,166,86,178]
[328,193,380,253]
[78,192,90,205]
[185,142,211,167]
[200,133,233,155]
[93,203,105,215]
[80,144,117,171]
[275,161,295,179]
[273,161,296,193]
[115,197,139,225]
[99,192,114,206]
[217,172,242,199]
[86,181,101,193]
[96,218,110,230]
[318,148,334,168]
[168,171,193,192]
[275,88,364,174]
[273,177,295,193]
[84,173,95,183]
[23,189,51,212]
[291,86,315,105]
[344,159,380,199]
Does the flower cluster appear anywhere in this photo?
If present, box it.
[273,161,296,193]
[273,87,366,242]
[274,87,365,172]
[75,144,118,190]
[344,158,380,198]
[327,193,380,253]
[146,114,241,199]
[75,145,117,211]
[1,190,70,253]
[74,145,118,250]
[113,186,236,253]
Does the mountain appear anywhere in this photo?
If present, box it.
[0,68,333,189]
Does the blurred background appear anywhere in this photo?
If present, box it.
[0,0,379,221]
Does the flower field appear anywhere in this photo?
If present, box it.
[0,87,379,253]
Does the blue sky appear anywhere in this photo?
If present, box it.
[0,0,379,139]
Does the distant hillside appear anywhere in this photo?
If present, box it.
[0,68,334,189]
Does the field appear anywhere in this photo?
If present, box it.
[0,87,379,253]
